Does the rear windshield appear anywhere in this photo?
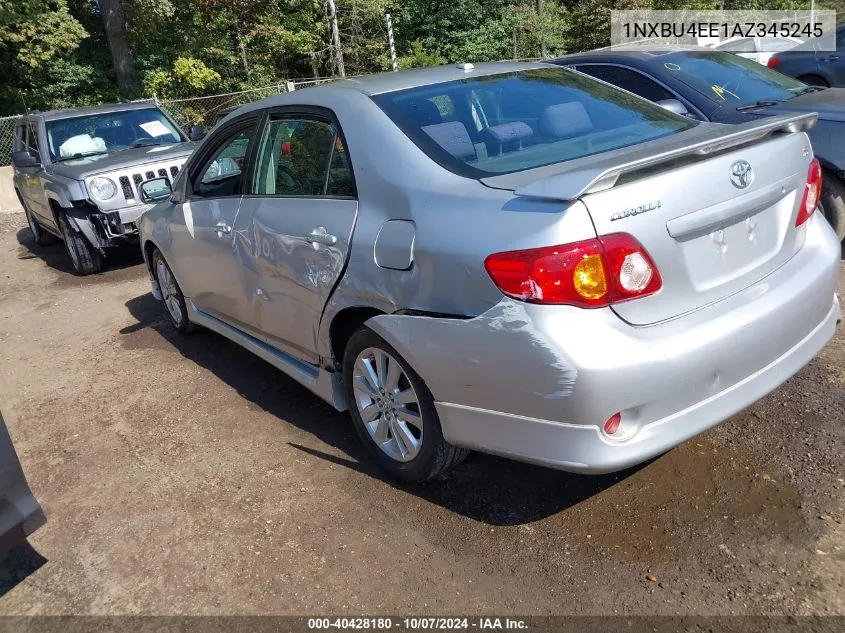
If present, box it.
[373,67,695,178]
[648,51,807,107]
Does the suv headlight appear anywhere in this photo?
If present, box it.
[89,177,117,201]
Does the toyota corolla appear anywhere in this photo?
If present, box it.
[136,62,840,483]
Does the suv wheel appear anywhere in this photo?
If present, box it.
[152,249,195,334]
[59,214,102,276]
[820,171,845,242]
[343,327,469,483]
[24,207,55,246]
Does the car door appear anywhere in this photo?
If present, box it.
[25,121,57,229]
[172,116,261,330]
[15,122,51,226]
[0,411,45,554]
[823,27,845,86]
[236,109,358,364]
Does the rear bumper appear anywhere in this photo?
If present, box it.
[435,295,839,473]
[368,213,840,473]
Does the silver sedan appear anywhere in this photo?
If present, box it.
[138,62,840,482]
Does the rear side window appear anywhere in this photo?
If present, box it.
[13,124,26,153]
[252,118,354,197]
[373,68,695,178]
[26,123,40,155]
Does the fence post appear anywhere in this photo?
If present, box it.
[385,13,398,72]
[285,80,295,92]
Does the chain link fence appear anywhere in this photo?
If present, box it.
[0,65,527,166]
[157,78,343,129]
[1,115,21,167]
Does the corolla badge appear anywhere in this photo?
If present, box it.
[610,200,661,222]
[729,160,754,189]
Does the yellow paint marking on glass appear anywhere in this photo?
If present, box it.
[711,85,740,101]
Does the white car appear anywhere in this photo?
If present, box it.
[710,36,803,66]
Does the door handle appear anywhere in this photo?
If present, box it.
[823,55,839,62]
[306,226,337,247]
[214,221,232,237]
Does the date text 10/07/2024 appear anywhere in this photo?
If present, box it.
[307,617,529,630]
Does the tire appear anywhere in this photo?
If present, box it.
[343,327,469,483]
[58,214,102,275]
[797,74,829,87]
[151,249,195,334]
[24,206,56,246]
[820,171,845,242]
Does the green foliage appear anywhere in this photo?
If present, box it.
[397,40,446,69]
[144,57,223,98]
[1,0,87,68]
[0,0,842,116]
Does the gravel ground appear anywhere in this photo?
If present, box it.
[0,211,843,616]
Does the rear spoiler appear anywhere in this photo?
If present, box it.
[500,113,816,202]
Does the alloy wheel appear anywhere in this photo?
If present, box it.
[156,259,183,326]
[352,347,423,462]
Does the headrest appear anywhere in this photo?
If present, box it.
[540,102,593,139]
[486,122,533,145]
[422,121,476,160]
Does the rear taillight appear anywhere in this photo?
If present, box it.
[767,56,781,69]
[484,233,662,308]
[796,158,822,228]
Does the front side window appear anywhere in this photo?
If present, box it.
[373,68,695,178]
[45,108,184,162]
[193,127,253,198]
[252,118,354,197]
[647,51,807,107]
[576,65,674,102]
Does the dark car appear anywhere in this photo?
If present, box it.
[0,412,45,554]
[767,24,845,88]
[552,46,845,241]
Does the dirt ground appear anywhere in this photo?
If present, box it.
[0,211,844,616]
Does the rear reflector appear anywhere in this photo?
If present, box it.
[603,413,622,435]
[767,57,781,69]
[484,233,662,308]
[796,158,822,228]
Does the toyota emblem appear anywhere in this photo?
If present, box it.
[730,160,754,189]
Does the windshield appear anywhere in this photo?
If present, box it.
[649,51,807,107]
[373,67,695,178]
[45,108,184,161]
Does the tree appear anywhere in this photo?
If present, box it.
[99,0,137,93]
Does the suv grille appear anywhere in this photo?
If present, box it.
[109,161,186,204]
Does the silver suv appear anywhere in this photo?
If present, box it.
[12,102,198,275]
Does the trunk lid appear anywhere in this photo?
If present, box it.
[584,130,812,325]
[483,114,817,326]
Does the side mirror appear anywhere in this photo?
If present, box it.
[656,99,691,117]
[12,150,39,168]
[188,125,205,141]
[139,177,173,204]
